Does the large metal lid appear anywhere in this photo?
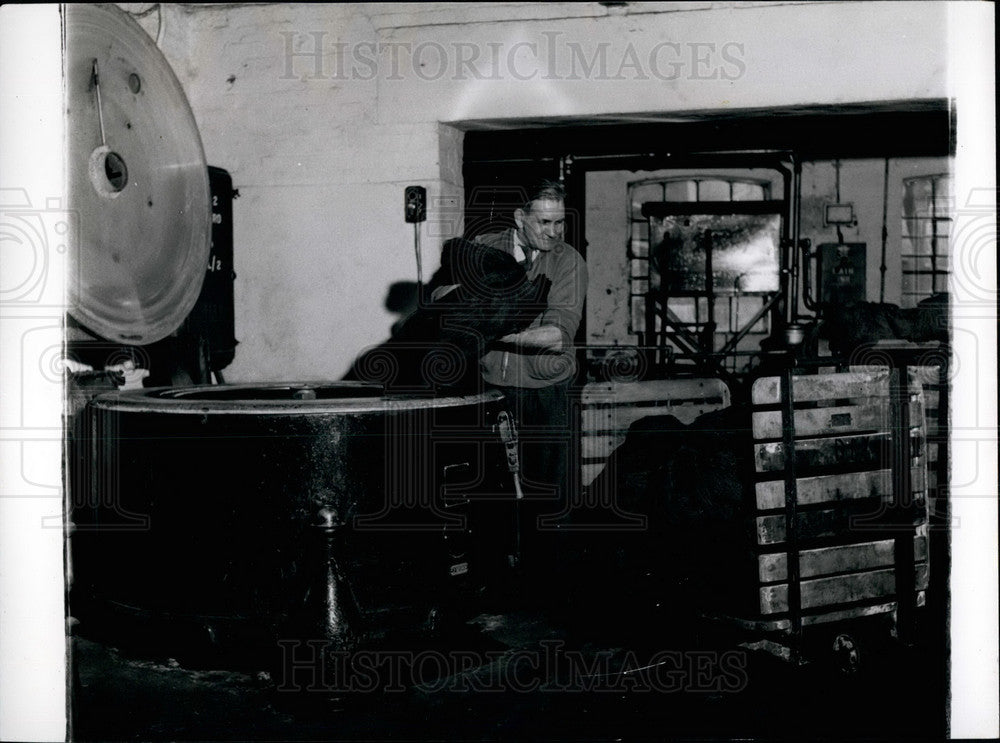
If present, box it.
[65,3,210,345]
[88,383,506,414]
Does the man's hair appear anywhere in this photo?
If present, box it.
[523,179,566,210]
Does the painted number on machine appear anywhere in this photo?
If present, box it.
[449,562,469,577]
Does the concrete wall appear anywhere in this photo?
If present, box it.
[130,1,950,381]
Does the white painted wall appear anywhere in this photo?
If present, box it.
[130,1,951,381]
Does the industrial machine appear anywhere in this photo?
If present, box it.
[64,4,517,670]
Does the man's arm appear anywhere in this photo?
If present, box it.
[496,251,587,352]
[497,324,563,351]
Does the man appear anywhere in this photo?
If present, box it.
[473,180,588,571]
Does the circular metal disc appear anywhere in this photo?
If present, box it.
[66,3,210,344]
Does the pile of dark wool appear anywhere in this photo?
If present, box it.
[347,238,551,393]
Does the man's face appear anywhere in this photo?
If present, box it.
[515,198,565,252]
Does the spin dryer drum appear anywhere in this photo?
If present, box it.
[72,383,513,659]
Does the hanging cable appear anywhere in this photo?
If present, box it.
[124,4,164,47]
[156,4,165,47]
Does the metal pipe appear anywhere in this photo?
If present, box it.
[790,158,802,322]
[774,159,794,326]
[800,240,818,312]
[778,364,803,663]
[879,158,890,303]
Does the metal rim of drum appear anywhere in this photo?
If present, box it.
[87,382,506,414]
[66,3,211,345]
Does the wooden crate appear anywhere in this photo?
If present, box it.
[728,368,929,631]
[578,378,731,487]
[913,364,947,519]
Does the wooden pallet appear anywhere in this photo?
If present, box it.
[578,378,731,487]
[713,367,929,657]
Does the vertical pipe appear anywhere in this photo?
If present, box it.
[705,230,715,353]
[773,159,794,345]
[879,158,890,303]
[789,159,802,323]
[776,158,795,329]
[779,364,802,662]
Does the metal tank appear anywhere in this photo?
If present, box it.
[69,383,515,666]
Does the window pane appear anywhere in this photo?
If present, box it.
[732,181,765,201]
[904,178,933,220]
[734,296,765,327]
[664,180,696,202]
[699,179,731,201]
[671,298,696,324]
[935,219,951,237]
[914,236,935,256]
[918,274,933,294]
[931,176,952,214]
[630,296,645,332]
[631,183,663,219]
[631,222,648,242]
[902,273,916,294]
[714,298,732,331]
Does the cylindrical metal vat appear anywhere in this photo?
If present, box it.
[70,383,514,661]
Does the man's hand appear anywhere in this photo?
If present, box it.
[430,283,460,301]
[497,325,563,352]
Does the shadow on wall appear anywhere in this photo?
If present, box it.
[386,281,421,336]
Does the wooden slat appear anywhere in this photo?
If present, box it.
[756,509,846,545]
[580,378,730,407]
[758,536,928,583]
[759,563,930,614]
[579,378,730,488]
[755,466,926,510]
[755,502,927,545]
[752,370,889,405]
[711,592,926,632]
[581,463,605,487]
[752,400,923,440]
[580,434,620,460]
[755,432,889,472]
[581,404,719,435]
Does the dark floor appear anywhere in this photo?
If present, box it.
[71,598,948,742]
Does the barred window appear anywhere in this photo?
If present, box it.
[627,177,771,335]
[901,174,951,307]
